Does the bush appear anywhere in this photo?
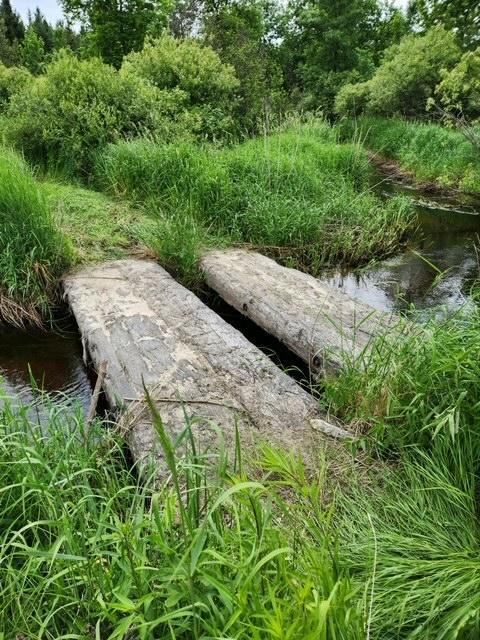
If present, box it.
[335,81,371,117]
[0,149,72,324]
[436,47,480,121]
[122,35,239,140]
[4,50,193,176]
[0,62,31,111]
[339,28,461,118]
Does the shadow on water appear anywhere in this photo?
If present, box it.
[0,316,94,419]
[321,167,480,316]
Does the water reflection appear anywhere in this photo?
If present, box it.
[0,322,93,417]
[321,171,480,315]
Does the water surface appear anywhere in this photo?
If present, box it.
[0,320,93,416]
[321,170,480,315]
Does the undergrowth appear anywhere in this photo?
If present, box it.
[0,398,362,639]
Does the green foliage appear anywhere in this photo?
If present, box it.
[279,0,408,114]
[0,402,363,638]
[436,47,480,121]
[20,27,45,75]
[335,81,371,117]
[0,149,72,324]
[96,120,414,278]
[341,27,461,117]
[339,116,480,192]
[5,50,190,175]
[338,444,480,638]
[61,0,173,67]
[408,0,480,50]
[0,0,24,44]
[204,0,285,134]
[122,35,239,139]
[0,16,19,66]
[0,62,31,110]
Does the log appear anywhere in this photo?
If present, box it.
[63,259,349,470]
[201,249,394,375]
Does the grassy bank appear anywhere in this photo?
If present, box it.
[0,150,73,325]
[0,119,415,320]
[0,401,363,639]
[96,120,414,282]
[339,117,480,194]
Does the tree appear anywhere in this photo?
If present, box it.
[204,0,285,132]
[278,0,406,114]
[0,17,19,65]
[408,0,480,50]
[60,0,172,67]
[435,47,480,121]
[0,0,24,44]
[336,27,461,117]
[29,7,55,52]
[20,27,45,74]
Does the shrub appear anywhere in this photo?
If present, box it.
[5,50,193,176]
[0,148,72,324]
[122,35,239,139]
[0,62,31,111]
[335,81,371,117]
[341,27,461,118]
[436,47,480,121]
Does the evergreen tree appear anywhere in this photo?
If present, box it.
[20,26,45,74]
[0,0,24,44]
[29,7,55,52]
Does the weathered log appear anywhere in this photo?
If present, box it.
[201,249,394,375]
[64,259,349,469]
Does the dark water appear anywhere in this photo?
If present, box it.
[321,170,480,315]
[0,321,93,416]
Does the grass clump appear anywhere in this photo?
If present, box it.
[322,306,480,455]
[0,149,72,325]
[339,116,480,193]
[96,120,414,280]
[0,399,363,639]
[338,443,480,639]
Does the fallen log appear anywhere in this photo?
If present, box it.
[201,249,395,375]
[64,259,349,470]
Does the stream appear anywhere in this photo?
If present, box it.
[1,166,480,412]
[321,168,480,315]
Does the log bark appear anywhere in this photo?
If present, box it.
[201,249,395,375]
[64,259,349,470]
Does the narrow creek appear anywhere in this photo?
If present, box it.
[321,167,480,315]
[1,164,479,411]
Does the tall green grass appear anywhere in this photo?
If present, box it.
[96,120,414,280]
[339,117,480,193]
[338,443,480,639]
[0,149,72,325]
[0,397,363,639]
[322,305,480,456]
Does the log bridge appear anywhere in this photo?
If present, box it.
[63,251,390,469]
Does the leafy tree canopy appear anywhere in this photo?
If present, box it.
[60,0,173,67]
[408,0,480,50]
